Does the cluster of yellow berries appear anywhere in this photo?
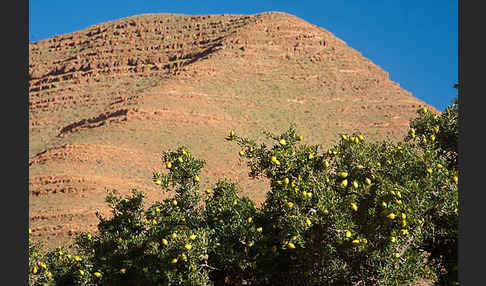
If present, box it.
[337,168,373,189]
[271,155,280,165]
[162,233,198,264]
[341,134,364,144]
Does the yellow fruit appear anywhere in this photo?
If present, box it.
[248,241,254,247]
[350,202,358,211]
[358,135,364,141]
[172,200,178,206]
[170,233,177,239]
[271,156,278,164]
[306,192,312,198]
[195,175,200,182]
[430,134,436,141]
[152,219,157,225]
[74,256,81,261]
[387,213,396,220]
[352,181,359,189]
[185,244,192,250]
[361,238,368,244]
[308,153,314,159]
[215,242,221,246]
[189,234,197,240]
[323,160,330,168]
[338,172,348,178]
[162,238,169,245]
[345,231,352,238]
[94,272,102,278]
[342,134,348,141]
[402,220,407,227]
[453,176,458,183]
[233,199,238,205]
[230,130,235,137]
[178,157,183,163]
[32,266,38,274]
[390,236,396,243]
[395,200,402,205]
[341,179,348,187]
[352,239,360,244]
[239,150,245,156]
[376,162,381,167]
[381,201,387,208]
[298,135,303,141]
[155,207,160,213]
[120,268,126,274]
[323,209,329,215]
[205,189,212,194]
[279,139,286,145]
[171,258,178,264]
[287,202,294,208]
[181,253,188,261]
[422,107,428,113]
[167,162,172,169]
[356,164,364,170]
[401,229,409,235]
[287,242,296,249]
[427,168,433,174]
[401,213,406,220]
[257,227,263,233]
[418,219,424,225]
[79,270,85,275]
[394,253,400,258]
[437,163,443,169]
[365,178,371,185]
[305,218,311,226]
[284,178,290,185]
[247,217,253,223]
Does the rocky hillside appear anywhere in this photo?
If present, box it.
[29,12,437,248]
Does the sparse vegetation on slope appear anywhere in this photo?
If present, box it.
[29,12,437,248]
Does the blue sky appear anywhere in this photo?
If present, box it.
[29,0,457,111]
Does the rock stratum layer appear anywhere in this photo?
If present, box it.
[29,12,436,248]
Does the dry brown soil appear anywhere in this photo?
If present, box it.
[29,12,439,250]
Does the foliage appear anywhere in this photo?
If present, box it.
[29,98,458,286]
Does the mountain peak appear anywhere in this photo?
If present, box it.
[29,12,436,248]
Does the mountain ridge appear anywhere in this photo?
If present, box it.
[29,12,437,248]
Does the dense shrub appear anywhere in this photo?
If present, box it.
[29,98,458,286]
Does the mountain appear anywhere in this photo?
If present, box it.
[29,12,437,248]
